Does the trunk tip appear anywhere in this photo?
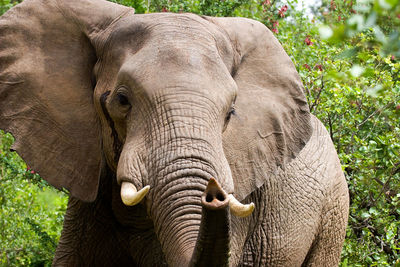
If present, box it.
[202,178,229,210]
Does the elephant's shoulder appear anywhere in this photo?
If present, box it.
[295,114,346,194]
[300,114,338,161]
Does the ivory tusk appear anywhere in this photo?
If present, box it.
[228,194,255,218]
[120,182,150,206]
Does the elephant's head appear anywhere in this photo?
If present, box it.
[0,0,312,265]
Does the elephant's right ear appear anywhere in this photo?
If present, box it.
[0,0,133,201]
[208,17,312,201]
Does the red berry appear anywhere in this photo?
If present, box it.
[303,63,311,71]
[314,64,323,71]
[304,36,313,46]
[263,0,271,5]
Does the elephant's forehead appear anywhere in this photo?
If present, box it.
[106,13,235,68]
[117,46,236,102]
[117,43,235,98]
[99,13,237,102]
[110,13,225,42]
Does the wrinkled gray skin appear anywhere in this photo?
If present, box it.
[0,0,349,266]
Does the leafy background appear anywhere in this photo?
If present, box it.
[0,0,399,266]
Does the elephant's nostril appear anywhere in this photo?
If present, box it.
[202,178,229,210]
[216,193,225,202]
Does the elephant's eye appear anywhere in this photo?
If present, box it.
[225,106,236,122]
[117,92,130,106]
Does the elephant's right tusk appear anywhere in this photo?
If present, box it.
[228,194,255,218]
[120,182,150,206]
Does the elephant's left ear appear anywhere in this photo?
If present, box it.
[0,0,133,201]
[209,17,312,201]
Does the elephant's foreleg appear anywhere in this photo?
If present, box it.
[53,197,134,266]
[301,179,349,267]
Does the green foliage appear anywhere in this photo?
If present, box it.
[110,0,258,15]
[109,0,148,13]
[0,1,13,15]
[319,0,400,58]
[0,0,21,15]
[0,0,399,266]
[0,131,67,266]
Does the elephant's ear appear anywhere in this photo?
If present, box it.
[0,0,132,201]
[210,17,312,201]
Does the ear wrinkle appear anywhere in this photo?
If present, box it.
[0,80,24,85]
[54,0,134,40]
[100,91,123,163]
[197,15,239,78]
[230,63,239,78]
[90,70,97,89]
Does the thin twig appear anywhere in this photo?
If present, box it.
[310,74,325,112]
[327,112,334,142]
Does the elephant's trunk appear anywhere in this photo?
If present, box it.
[189,178,230,267]
[148,168,232,267]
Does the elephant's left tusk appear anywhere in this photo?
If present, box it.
[228,194,255,218]
[120,182,150,206]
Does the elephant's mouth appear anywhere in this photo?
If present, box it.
[120,178,254,217]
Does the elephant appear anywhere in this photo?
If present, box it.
[0,0,349,266]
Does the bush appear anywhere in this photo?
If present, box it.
[0,131,67,266]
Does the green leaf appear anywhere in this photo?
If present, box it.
[350,65,365,77]
[319,25,333,40]
[373,26,387,43]
[365,12,377,28]
[338,48,360,59]
[377,0,399,9]
[361,211,371,219]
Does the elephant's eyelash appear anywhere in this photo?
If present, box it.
[229,107,236,116]
[226,106,236,122]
